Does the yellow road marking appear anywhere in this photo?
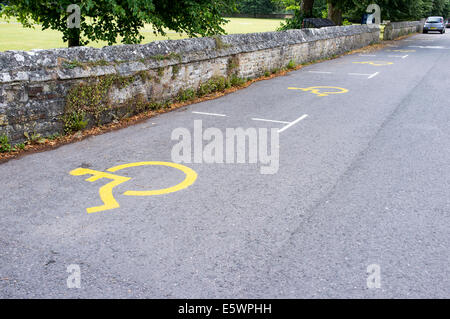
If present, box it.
[70,168,131,214]
[71,162,198,213]
[288,86,349,97]
[107,161,198,196]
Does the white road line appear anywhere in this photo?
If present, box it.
[359,54,377,57]
[308,71,333,74]
[409,45,449,49]
[348,72,379,79]
[405,39,435,42]
[192,111,227,117]
[349,73,372,76]
[368,72,380,79]
[278,114,309,133]
[252,118,291,124]
[387,54,409,59]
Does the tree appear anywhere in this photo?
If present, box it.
[277,0,325,17]
[344,0,450,22]
[327,0,343,25]
[278,0,450,29]
[0,0,236,47]
[301,0,316,17]
[237,0,281,15]
[427,0,450,17]
[279,0,326,30]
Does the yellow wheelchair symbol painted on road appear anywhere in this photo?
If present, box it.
[70,161,198,214]
[353,61,394,66]
[288,86,349,97]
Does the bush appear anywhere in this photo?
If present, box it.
[286,59,297,70]
[343,19,352,26]
[178,88,197,102]
[0,134,11,153]
[63,110,88,134]
[229,74,246,87]
[198,76,231,97]
[278,10,305,31]
[24,131,45,145]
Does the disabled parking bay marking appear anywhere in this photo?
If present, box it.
[288,86,349,97]
[70,169,131,213]
[107,162,198,196]
[70,161,198,214]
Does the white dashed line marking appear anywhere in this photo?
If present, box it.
[192,111,227,117]
[252,118,291,124]
[278,114,309,133]
[405,39,435,42]
[409,45,449,49]
[368,72,380,79]
[348,72,380,79]
[388,55,409,59]
[308,71,333,74]
[349,73,373,76]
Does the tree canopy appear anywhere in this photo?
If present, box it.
[344,0,450,21]
[0,0,236,47]
[2,0,450,48]
[277,0,450,29]
[236,0,284,15]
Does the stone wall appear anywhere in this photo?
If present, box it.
[383,21,422,40]
[0,25,380,143]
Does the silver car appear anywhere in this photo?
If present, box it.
[423,16,446,34]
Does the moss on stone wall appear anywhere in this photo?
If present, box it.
[64,73,145,132]
[64,72,247,134]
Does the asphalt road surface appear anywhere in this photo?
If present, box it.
[1,32,449,298]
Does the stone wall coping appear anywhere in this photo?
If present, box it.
[0,25,379,83]
[388,21,421,29]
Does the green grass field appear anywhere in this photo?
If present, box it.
[0,18,284,52]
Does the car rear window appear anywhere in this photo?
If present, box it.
[427,18,443,23]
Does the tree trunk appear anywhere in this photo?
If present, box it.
[301,0,315,18]
[68,28,81,47]
[328,1,343,25]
